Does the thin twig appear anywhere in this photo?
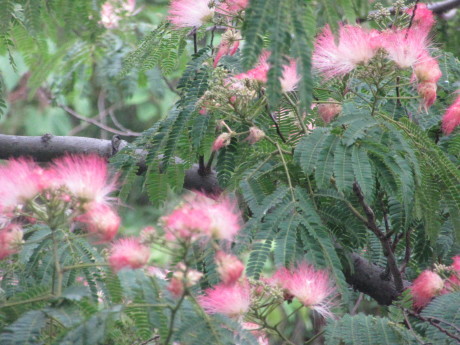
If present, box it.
[405,308,460,343]
[351,293,364,315]
[353,182,404,292]
[276,142,296,201]
[61,104,141,137]
[402,310,426,345]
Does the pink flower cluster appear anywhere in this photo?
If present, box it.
[168,0,248,29]
[100,0,137,29]
[162,193,241,242]
[312,4,441,111]
[199,251,249,317]
[109,237,150,272]
[442,92,460,135]
[234,51,301,93]
[0,155,121,260]
[410,256,460,310]
[271,261,336,318]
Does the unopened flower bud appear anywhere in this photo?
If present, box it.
[215,251,244,284]
[0,223,23,260]
[417,82,437,111]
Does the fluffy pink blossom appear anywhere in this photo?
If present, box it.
[449,255,460,286]
[199,281,251,317]
[100,2,121,29]
[234,51,270,83]
[381,28,430,68]
[281,59,301,92]
[214,30,241,68]
[317,101,342,123]
[168,0,214,28]
[212,133,232,152]
[442,93,460,135]
[164,194,241,242]
[163,205,212,241]
[242,323,269,345]
[217,0,248,14]
[76,202,120,242]
[272,261,335,317]
[0,158,45,210]
[245,127,265,145]
[406,3,435,32]
[410,270,444,309]
[312,25,379,79]
[0,224,23,260]
[215,251,244,285]
[52,155,117,205]
[205,199,241,241]
[122,0,136,13]
[109,237,150,271]
[167,263,203,297]
[417,82,437,111]
[413,53,442,83]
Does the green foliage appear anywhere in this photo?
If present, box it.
[418,292,460,345]
[325,313,419,345]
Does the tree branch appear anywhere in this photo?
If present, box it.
[346,253,410,305]
[404,308,460,343]
[0,134,119,161]
[353,182,405,292]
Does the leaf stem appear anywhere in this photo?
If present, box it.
[276,142,296,201]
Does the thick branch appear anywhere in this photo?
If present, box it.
[0,134,119,161]
[353,182,405,292]
[346,253,410,305]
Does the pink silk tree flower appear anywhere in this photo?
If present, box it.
[242,323,269,345]
[381,28,430,69]
[213,30,241,68]
[76,202,121,242]
[167,263,203,297]
[52,155,117,205]
[442,93,460,135]
[215,251,245,285]
[312,25,379,80]
[212,132,232,152]
[0,158,45,210]
[168,0,214,28]
[244,126,265,145]
[199,280,251,317]
[272,261,336,318]
[406,3,435,32]
[100,2,121,29]
[410,270,444,309]
[281,59,301,93]
[218,0,248,13]
[163,205,212,241]
[0,223,23,260]
[317,100,342,123]
[448,255,460,286]
[206,199,241,241]
[234,50,271,83]
[413,53,442,84]
[417,82,438,112]
[109,237,150,271]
